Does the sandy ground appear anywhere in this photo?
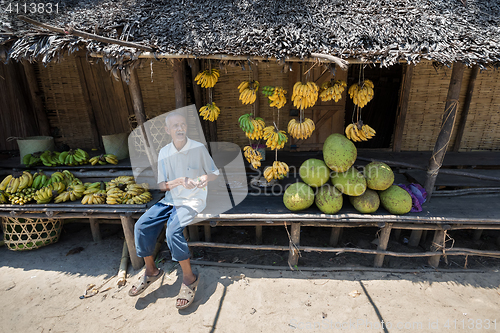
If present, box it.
[1,223,500,333]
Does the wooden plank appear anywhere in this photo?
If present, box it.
[453,65,480,152]
[288,222,301,268]
[424,62,465,199]
[120,215,144,270]
[21,60,51,136]
[406,169,500,187]
[393,64,414,152]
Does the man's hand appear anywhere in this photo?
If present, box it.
[183,177,198,189]
[196,175,209,188]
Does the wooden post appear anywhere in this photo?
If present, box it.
[424,62,465,200]
[453,65,480,152]
[252,62,260,117]
[128,68,158,178]
[408,230,422,247]
[21,61,51,136]
[428,230,445,268]
[473,230,483,241]
[74,57,102,149]
[393,229,401,242]
[89,218,101,242]
[329,228,342,246]
[288,222,301,268]
[204,225,211,242]
[255,225,263,245]
[173,59,187,108]
[393,64,414,152]
[374,223,392,267]
[189,225,200,241]
[120,215,144,270]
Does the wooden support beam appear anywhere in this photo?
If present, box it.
[128,68,158,178]
[204,225,211,242]
[472,229,483,241]
[188,225,199,241]
[120,215,144,270]
[408,230,422,247]
[173,59,187,108]
[288,222,301,268]
[255,225,263,245]
[374,223,392,267]
[424,62,465,200]
[21,61,51,136]
[393,64,414,152]
[187,58,208,140]
[89,218,101,242]
[329,227,342,246]
[74,57,102,149]
[428,230,445,268]
[252,62,260,117]
[453,65,480,152]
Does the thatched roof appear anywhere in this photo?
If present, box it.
[1,0,500,67]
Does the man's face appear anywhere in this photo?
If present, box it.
[165,114,187,143]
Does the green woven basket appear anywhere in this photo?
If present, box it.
[1,217,62,251]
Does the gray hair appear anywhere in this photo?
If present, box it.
[165,111,186,127]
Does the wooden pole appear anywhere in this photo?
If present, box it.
[393,64,414,152]
[252,62,260,117]
[374,223,392,267]
[288,222,301,268]
[453,65,480,152]
[21,60,51,136]
[472,230,483,241]
[329,227,342,246]
[89,218,101,242]
[120,215,144,270]
[187,59,208,141]
[173,59,187,108]
[424,62,465,200]
[255,225,263,245]
[204,225,212,242]
[117,240,129,287]
[428,230,445,268]
[128,68,158,178]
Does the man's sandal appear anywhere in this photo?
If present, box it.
[128,269,164,297]
[175,275,200,310]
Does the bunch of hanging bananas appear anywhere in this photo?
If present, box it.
[58,149,90,166]
[291,82,319,109]
[263,161,289,182]
[89,154,119,165]
[287,118,316,140]
[319,80,347,102]
[238,80,260,105]
[348,80,375,108]
[262,86,287,109]
[243,146,263,169]
[345,122,376,142]
[33,182,66,204]
[263,126,288,150]
[22,152,42,168]
[239,113,265,140]
[0,171,33,194]
[54,183,85,203]
[195,68,220,88]
[199,102,220,122]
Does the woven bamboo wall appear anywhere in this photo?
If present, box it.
[401,62,500,151]
[36,57,96,149]
[213,63,290,148]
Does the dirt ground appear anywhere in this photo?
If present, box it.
[1,222,500,333]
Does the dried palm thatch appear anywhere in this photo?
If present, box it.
[1,0,499,68]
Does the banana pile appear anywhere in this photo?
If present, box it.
[23,148,91,167]
[348,80,374,108]
[58,149,90,166]
[319,80,347,102]
[287,118,316,140]
[243,146,263,169]
[39,151,62,167]
[262,86,287,109]
[199,103,221,122]
[238,80,260,105]
[1,171,33,194]
[89,154,118,165]
[54,183,85,203]
[22,152,42,168]
[81,182,107,205]
[194,69,220,88]
[7,188,36,205]
[263,126,287,150]
[239,113,265,140]
[263,161,289,182]
[345,122,376,142]
[291,82,319,109]
[33,182,66,204]
[106,176,153,205]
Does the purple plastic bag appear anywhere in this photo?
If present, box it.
[397,183,427,212]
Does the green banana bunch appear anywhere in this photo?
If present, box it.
[0,190,8,204]
[40,151,61,167]
[22,152,42,168]
[261,86,275,97]
[32,171,49,190]
[238,113,255,133]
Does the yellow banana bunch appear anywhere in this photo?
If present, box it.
[130,191,153,204]
[81,193,106,205]
[263,126,288,150]
[244,117,265,140]
[107,176,135,190]
[243,146,263,169]
[2,171,33,194]
[6,187,36,205]
[348,79,374,108]
[106,187,125,204]
[238,80,260,105]
[319,80,347,102]
[33,186,54,204]
[345,122,376,142]
[194,69,220,88]
[291,81,319,109]
[199,102,220,122]
[263,161,289,182]
[287,118,315,140]
[54,184,85,203]
[0,191,8,204]
[268,87,287,109]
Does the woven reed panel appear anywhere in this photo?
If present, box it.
[36,57,95,149]
[458,69,500,151]
[401,62,472,151]
[136,60,176,119]
[213,62,290,148]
